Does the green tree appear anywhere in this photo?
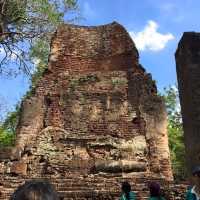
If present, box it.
[2,104,20,134]
[0,0,79,146]
[0,128,15,147]
[0,0,78,75]
[0,104,20,147]
[29,39,50,87]
[162,85,186,180]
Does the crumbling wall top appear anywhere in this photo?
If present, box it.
[176,32,200,57]
[48,22,139,73]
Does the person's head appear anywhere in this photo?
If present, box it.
[149,182,161,197]
[121,181,131,193]
[10,180,59,200]
[121,182,131,200]
[192,166,200,187]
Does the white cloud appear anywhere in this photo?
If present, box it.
[129,20,174,52]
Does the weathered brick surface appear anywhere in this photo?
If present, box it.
[176,32,200,176]
[0,22,177,199]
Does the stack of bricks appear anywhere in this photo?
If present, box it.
[0,22,181,199]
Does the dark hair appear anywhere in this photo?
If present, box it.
[121,182,131,200]
[149,182,162,198]
[10,180,59,200]
[192,166,200,176]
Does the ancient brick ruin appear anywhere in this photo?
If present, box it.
[176,32,200,176]
[0,22,176,199]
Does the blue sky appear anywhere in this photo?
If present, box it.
[1,0,200,116]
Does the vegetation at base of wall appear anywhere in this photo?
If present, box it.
[0,104,20,147]
[162,85,186,180]
[0,128,15,147]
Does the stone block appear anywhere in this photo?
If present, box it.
[10,161,27,176]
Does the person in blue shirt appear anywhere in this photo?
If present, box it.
[119,182,136,200]
[186,166,200,200]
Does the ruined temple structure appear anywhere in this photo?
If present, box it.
[0,22,176,199]
[176,32,200,176]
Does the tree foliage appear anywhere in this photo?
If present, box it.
[0,0,78,146]
[0,0,78,75]
[2,104,20,134]
[0,127,15,147]
[162,85,186,180]
[29,39,50,87]
[0,104,19,147]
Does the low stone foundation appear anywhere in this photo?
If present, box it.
[0,175,187,199]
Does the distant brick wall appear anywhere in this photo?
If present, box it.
[0,22,173,199]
